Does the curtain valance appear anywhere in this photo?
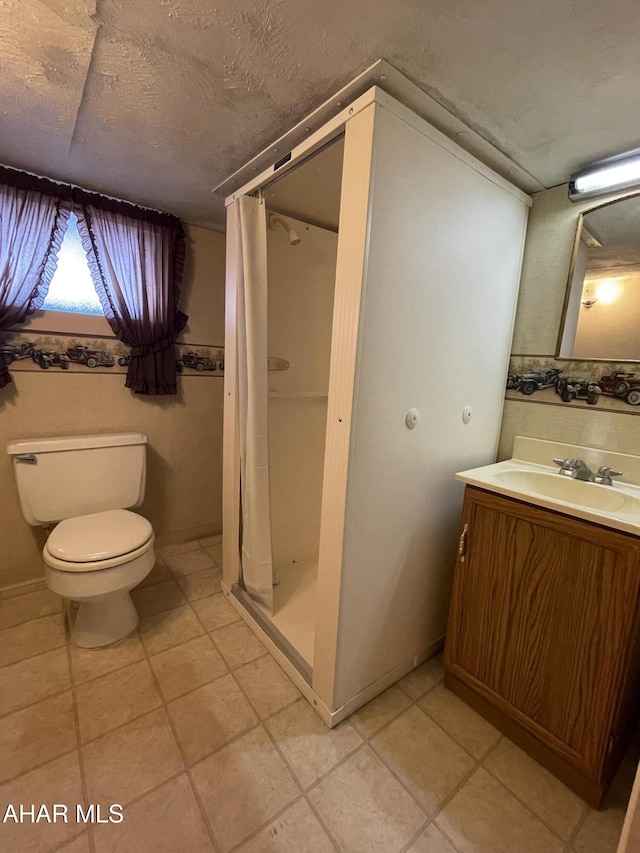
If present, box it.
[0,165,182,229]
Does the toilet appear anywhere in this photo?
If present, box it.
[7,432,155,648]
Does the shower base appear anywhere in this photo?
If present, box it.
[254,555,317,667]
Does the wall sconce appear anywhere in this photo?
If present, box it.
[595,278,622,304]
[581,278,622,308]
[569,150,640,201]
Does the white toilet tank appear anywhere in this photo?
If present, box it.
[6,432,148,526]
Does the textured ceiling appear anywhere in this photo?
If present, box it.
[2,0,640,228]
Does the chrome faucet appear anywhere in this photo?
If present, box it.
[553,458,622,485]
[594,466,623,486]
[553,458,595,481]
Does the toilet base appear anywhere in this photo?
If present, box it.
[44,542,155,649]
[68,592,139,648]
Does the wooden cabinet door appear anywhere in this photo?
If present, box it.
[446,487,640,778]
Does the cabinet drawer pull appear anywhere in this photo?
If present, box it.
[458,523,469,562]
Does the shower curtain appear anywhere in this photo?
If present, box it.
[234,195,274,610]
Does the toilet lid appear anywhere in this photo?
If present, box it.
[45,509,153,563]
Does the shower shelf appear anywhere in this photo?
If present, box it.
[268,391,328,398]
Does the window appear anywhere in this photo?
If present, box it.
[18,212,112,336]
[42,213,103,316]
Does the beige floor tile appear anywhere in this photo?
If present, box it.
[0,690,76,783]
[309,745,425,853]
[406,823,457,852]
[235,798,335,853]
[84,707,183,807]
[130,579,186,617]
[150,634,228,701]
[199,534,222,549]
[436,767,564,853]
[0,613,66,667]
[191,726,299,852]
[351,685,412,738]
[136,559,172,588]
[138,604,204,655]
[574,795,628,853]
[211,622,267,669]
[484,738,585,841]
[164,547,215,576]
[175,567,222,601]
[191,593,240,631]
[266,699,362,788]
[398,657,444,700]
[0,646,70,716]
[0,587,62,630]
[167,673,258,764]
[69,632,145,685]
[234,655,301,719]
[55,834,91,853]
[76,659,161,742]
[0,751,84,853]
[56,834,92,853]
[204,543,223,565]
[419,683,501,760]
[372,705,474,814]
[93,774,214,853]
[158,540,201,559]
[573,815,624,853]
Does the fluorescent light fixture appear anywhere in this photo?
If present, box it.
[569,151,640,201]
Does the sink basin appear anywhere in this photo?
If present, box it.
[492,469,638,514]
[456,441,640,536]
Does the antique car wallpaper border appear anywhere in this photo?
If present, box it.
[0,332,225,376]
[506,356,640,415]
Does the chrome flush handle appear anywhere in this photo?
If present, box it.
[14,454,37,464]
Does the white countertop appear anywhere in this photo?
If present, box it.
[456,437,640,537]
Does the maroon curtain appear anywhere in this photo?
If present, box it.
[77,204,187,395]
[0,183,70,388]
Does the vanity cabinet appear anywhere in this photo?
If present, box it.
[444,485,640,807]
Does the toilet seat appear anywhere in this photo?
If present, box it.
[44,509,154,572]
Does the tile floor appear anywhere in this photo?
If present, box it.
[0,535,637,853]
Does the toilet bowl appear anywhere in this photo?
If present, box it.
[43,508,155,648]
[7,432,155,649]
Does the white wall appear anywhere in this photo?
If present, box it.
[1,225,225,589]
[267,213,337,567]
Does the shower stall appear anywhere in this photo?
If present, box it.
[222,86,530,725]
[253,182,340,671]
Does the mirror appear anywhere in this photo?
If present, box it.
[558,192,640,361]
